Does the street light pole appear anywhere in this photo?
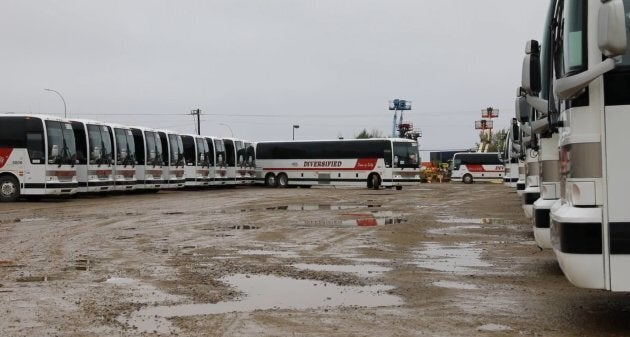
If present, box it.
[292,124,300,140]
[219,123,234,137]
[44,88,67,118]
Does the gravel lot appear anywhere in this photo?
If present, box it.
[1,183,629,336]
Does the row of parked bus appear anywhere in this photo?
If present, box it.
[0,115,422,202]
[504,0,630,292]
[0,115,257,201]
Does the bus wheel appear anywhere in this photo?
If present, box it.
[0,175,20,202]
[463,174,473,184]
[277,173,289,188]
[265,174,277,187]
[369,173,381,190]
[395,186,403,191]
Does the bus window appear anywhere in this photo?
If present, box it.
[26,132,44,164]
[182,136,196,166]
[393,142,419,168]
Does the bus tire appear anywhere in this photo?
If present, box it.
[463,174,473,184]
[395,186,403,191]
[369,173,381,190]
[277,173,289,188]
[0,175,20,202]
[265,173,277,187]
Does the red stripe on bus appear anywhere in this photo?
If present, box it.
[466,164,503,172]
[264,158,379,171]
[0,148,13,169]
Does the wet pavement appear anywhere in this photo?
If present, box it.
[1,184,630,337]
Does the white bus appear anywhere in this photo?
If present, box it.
[255,138,420,189]
[522,0,630,290]
[157,130,185,189]
[210,138,229,185]
[181,134,211,187]
[0,114,78,201]
[130,126,164,190]
[450,152,504,184]
[69,119,115,193]
[242,141,256,185]
[222,138,238,186]
[109,123,137,191]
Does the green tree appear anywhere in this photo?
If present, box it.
[475,128,507,152]
[355,128,384,139]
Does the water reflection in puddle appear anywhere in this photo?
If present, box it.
[121,274,402,334]
[477,323,512,332]
[427,225,482,235]
[237,250,299,258]
[240,204,382,213]
[303,211,407,227]
[436,217,514,225]
[432,280,478,290]
[414,243,492,273]
[292,263,391,277]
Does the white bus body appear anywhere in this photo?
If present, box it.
[130,126,164,190]
[240,141,256,185]
[255,138,420,189]
[524,0,630,290]
[503,126,520,188]
[210,138,229,185]
[69,119,115,193]
[0,114,78,201]
[222,138,238,186]
[157,131,185,189]
[181,134,211,187]
[451,152,504,184]
[110,123,137,191]
[532,134,560,249]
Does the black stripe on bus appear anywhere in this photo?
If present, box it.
[551,221,602,254]
[78,181,115,187]
[534,208,550,229]
[24,183,79,189]
[115,181,137,186]
[610,223,630,254]
[504,178,519,183]
[517,183,525,191]
[522,192,540,205]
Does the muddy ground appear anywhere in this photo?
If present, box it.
[1,183,630,337]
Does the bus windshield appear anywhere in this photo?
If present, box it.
[87,125,112,165]
[115,128,135,165]
[393,142,419,168]
[45,121,77,165]
[214,140,226,165]
[168,134,183,166]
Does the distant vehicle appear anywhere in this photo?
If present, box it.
[109,123,138,191]
[157,130,185,189]
[451,152,504,184]
[0,114,78,201]
[69,119,115,193]
[130,126,164,190]
[181,134,211,187]
[255,138,420,189]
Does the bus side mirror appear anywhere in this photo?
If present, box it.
[598,0,627,57]
[521,40,541,95]
[50,144,59,158]
[515,96,530,124]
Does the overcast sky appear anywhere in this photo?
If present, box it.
[0,0,549,156]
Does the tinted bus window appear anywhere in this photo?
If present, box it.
[182,136,196,165]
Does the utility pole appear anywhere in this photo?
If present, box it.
[190,109,201,135]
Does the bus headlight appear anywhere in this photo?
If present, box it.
[570,182,595,206]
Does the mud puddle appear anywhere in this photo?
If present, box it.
[436,216,514,225]
[432,280,479,290]
[292,263,391,277]
[303,211,407,227]
[413,242,492,273]
[121,273,402,334]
